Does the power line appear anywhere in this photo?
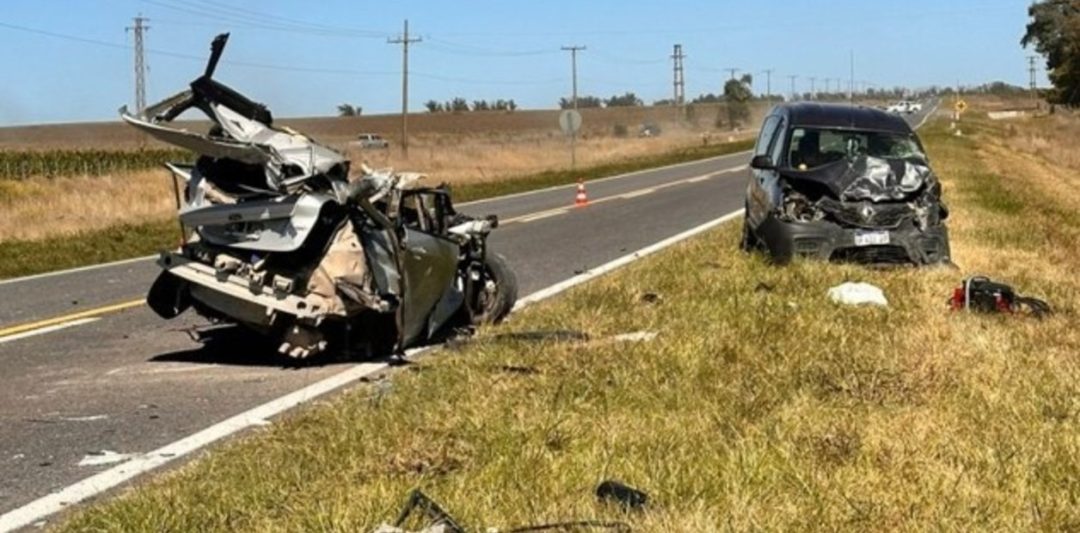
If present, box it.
[423,37,557,57]
[388,19,421,158]
[142,0,388,38]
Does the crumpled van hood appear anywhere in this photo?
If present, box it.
[780,156,934,202]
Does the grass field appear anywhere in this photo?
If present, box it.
[53,109,1080,530]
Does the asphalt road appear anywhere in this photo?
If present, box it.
[0,104,934,526]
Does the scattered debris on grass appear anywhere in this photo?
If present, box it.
[948,275,1052,318]
[595,480,649,511]
[827,282,889,307]
[638,292,662,304]
[610,331,658,343]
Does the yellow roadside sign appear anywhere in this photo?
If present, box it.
[954,99,968,114]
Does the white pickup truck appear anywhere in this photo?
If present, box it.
[886,101,923,114]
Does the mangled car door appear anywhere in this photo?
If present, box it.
[399,228,459,346]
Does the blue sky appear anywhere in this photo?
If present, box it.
[0,0,1042,125]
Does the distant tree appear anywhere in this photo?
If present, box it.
[447,97,470,113]
[492,99,517,111]
[559,96,602,109]
[472,100,490,111]
[424,100,444,113]
[691,93,723,104]
[604,92,643,107]
[652,98,676,106]
[723,74,754,127]
[336,104,361,116]
[1023,0,1080,105]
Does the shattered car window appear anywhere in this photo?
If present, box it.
[787,128,926,169]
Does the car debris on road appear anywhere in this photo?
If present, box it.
[121,34,517,359]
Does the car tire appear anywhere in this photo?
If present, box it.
[470,252,518,325]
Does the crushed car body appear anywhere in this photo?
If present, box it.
[123,34,517,358]
[741,103,950,265]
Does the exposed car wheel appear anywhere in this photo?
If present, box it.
[470,252,518,325]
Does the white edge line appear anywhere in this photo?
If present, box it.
[619,188,655,199]
[0,208,743,532]
[0,318,99,344]
[0,255,157,287]
[913,100,941,131]
[0,150,752,288]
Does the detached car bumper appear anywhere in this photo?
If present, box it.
[754,215,950,265]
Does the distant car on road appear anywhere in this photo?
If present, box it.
[352,133,390,149]
[886,101,921,114]
[741,103,950,266]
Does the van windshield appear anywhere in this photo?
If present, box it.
[786,128,925,169]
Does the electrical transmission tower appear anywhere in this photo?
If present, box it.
[724,68,739,80]
[126,15,149,114]
[762,69,773,101]
[671,44,685,108]
[809,76,816,100]
[788,75,798,101]
[1028,55,1039,109]
[388,19,421,157]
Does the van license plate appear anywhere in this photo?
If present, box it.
[854,231,890,246]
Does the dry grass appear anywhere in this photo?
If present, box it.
[55,115,1080,531]
[0,170,175,242]
[0,129,748,244]
[346,127,747,186]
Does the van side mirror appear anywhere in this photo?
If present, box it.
[750,155,775,170]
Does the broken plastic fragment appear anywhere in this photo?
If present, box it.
[827,282,888,307]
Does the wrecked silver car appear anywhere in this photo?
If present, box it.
[741,103,950,265]
[123,34,517,358]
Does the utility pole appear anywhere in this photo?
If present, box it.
[671,44,685,114]
[849,50,855,103]
[561,45,586,169]
[388,20,421,158]
[809,76,816,100]
[762,69,773,101]
[788,75,798,101]
[126,15,149,114]
[1028,55,1039,109]
[724,67,739,81]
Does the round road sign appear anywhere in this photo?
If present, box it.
[954,99,968,113]
[559,109,582,135]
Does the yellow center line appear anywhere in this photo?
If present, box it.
[0,299,145,339]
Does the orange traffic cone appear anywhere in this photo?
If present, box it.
[575,180,589,207]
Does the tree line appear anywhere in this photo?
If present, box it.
[424,98,518,113]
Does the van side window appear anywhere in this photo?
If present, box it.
[768,120,787,166]
[754,116,780,157]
